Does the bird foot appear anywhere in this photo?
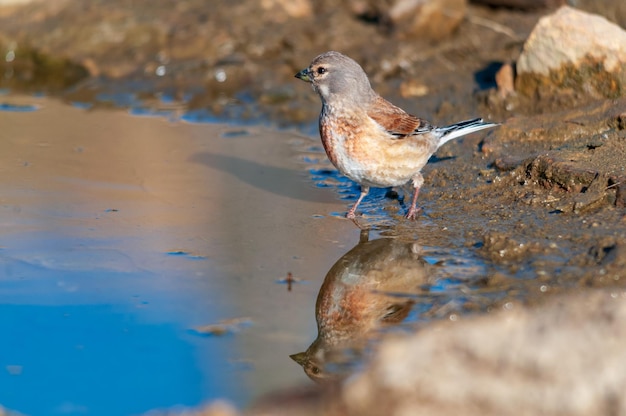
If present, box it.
[405,206,422,220]
[346,210,357,219]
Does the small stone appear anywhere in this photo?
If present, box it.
[399,79,429,98]
[260,0,313,21]
[388,0,467,39]
[495,62,515,99]
[80,58,100,77]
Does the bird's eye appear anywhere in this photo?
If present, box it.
[317,67,327,75]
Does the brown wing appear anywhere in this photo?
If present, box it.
[367,95,432,138]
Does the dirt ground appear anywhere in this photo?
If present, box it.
[1,0,625,414]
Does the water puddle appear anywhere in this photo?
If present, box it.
[0,94,531,414]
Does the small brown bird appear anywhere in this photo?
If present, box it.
[295,51,498,219]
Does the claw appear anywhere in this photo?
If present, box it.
[405,206,422,220]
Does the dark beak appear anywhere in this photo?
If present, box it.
[295,68,312,82]
[290,352,307,366]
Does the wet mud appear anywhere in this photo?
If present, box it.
[0,0,625,414]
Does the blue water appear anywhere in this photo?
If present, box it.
[0,228,251,415]
[2,305,205,415]
[0,245,247,415]
[0,102,39,112]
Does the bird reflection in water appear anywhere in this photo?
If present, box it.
[291,229,433,383]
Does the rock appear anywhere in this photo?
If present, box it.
[345,0,393,25]
[516,6,626,99]
[0,40,89,91]
[399,79,429,97]
[571,0,626,29]
[495,62,515,98]
[342,289,626,416]
[388,0,467,39]
[260,0,313,21]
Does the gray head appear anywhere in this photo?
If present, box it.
[295,51,376,105]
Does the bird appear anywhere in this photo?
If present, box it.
[295,51,498,220]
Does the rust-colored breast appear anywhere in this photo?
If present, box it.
[319,106,364,168]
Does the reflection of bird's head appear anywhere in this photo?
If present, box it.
[290,335,364,384]
[290,351,324,383]
[289,337,335,384]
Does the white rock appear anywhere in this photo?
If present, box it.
[517,6,626,76]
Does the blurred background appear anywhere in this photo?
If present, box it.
[0,0,624,125]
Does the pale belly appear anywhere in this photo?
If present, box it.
[322,130,436,188]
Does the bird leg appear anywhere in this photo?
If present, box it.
[405,187,421,220]
[346,185,369,219]
[406,174,424,220]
